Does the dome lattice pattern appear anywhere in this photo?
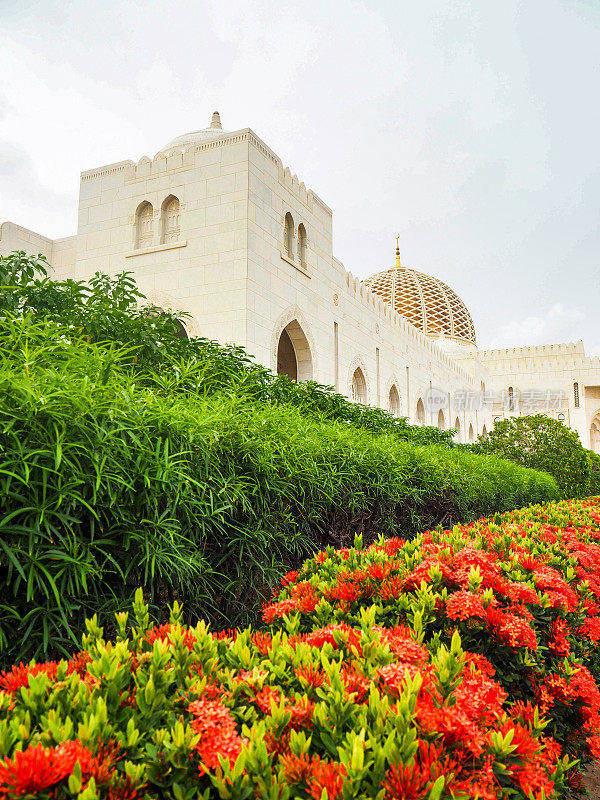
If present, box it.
[364,267,476,344]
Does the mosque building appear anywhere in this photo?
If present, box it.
[2,112,600,451]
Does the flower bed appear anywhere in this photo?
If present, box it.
[3,499,600,797]
[265,496,600,791]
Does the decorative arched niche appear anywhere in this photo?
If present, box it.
[590,410,600,453]
[284,212,294,260]
[297,223,307,266]
[135,201,154,249]
[351,367,367,404]
[388,384,400,416]
[416,397,425,425]
[161,195,180,243]
[347,356,369,406]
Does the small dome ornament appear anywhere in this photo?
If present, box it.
[160,112,228,155]
[364,239,476,345]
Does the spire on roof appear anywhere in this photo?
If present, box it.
[210,111,222,130]
[395,234,402,269]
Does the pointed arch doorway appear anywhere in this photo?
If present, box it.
[276,320,313,381]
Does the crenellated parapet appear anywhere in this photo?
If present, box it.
[481,342,585,359]
[79,128,331,219]
[479,342,600,375]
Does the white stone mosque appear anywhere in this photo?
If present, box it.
[2,112,600,451]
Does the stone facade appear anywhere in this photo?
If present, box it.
[2,113,600,450]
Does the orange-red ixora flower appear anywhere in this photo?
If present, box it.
[188,698,245,772]
[0,739,119,797]
[0,662,58,693]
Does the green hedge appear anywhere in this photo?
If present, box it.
[0,252,453,448]
[0,315,558,666]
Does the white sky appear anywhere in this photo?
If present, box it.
[1,0,599,353]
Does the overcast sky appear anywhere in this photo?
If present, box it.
[1,0,599,353]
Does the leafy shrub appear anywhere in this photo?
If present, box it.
[474,414,591,499]
[0,252,452,448]
[264,496,600,778]
[0,590,567,799]
[0,314,557,666]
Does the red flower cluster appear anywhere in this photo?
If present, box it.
[188,698,245,772]
[0,661,58,694]
[0,740,121,798]
[280,752,347,800]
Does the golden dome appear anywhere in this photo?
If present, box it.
[364,263,476,345]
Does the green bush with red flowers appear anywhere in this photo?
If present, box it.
[264,496,600,790]
[5,498,600,798]
[0,593,566,799]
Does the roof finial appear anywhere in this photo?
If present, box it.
[395,234,401,269]
[210,111,222,130]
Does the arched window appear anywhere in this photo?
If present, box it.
[437,409,445,430]
[388,384,400,416]
[416,398,425,425]
[454,416,461,442]
[468,423,474,443]
[557,413,565,423]
[297,223,307,266]
[351,368,367,404]
[574,382,580,408]
[508,386,515,411]
[284,212,294,259]
[136,202,154,249]
[481,424,487,438]
[161,195,180,243]
[276,320,313,382]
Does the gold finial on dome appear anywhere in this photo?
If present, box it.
[210,111,222,130]
[395,235,401,269]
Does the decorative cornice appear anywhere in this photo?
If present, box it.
[81,161,133,182]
